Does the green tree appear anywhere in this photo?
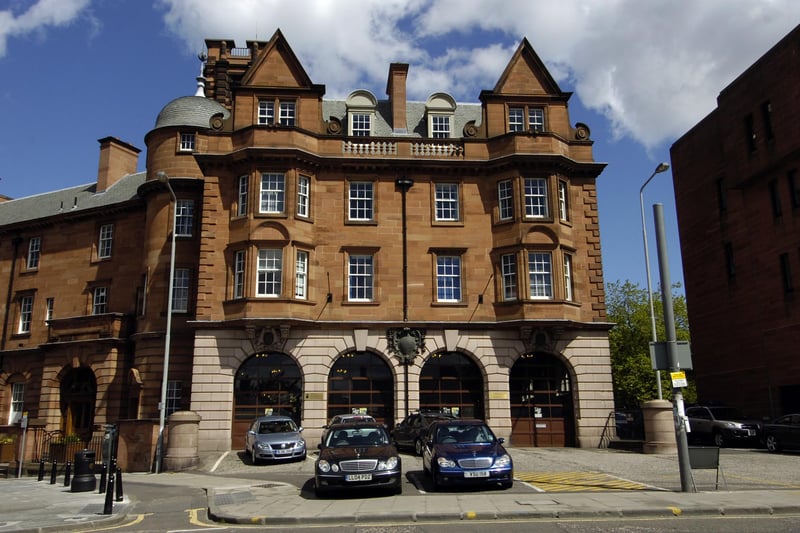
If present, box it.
[605,280,696,409]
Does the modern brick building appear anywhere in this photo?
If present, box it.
[0,29,613,459]
[670,24,800,418]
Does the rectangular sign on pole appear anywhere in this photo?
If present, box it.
[650,341,693,370]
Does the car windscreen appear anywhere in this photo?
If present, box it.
[710,407,747,420]
[435,424,494,444]
[258,420,297,434]
[325,427,388,447]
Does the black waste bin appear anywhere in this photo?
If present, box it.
[71,449,96,492]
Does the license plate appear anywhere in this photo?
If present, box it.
[346,473,373,482]
[464,470,490,478]
[275,449,291,454]
[748,429,756,436]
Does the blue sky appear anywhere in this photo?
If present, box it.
[1,0,799,292]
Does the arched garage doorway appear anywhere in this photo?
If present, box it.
[509,352,575,447]
[232,352,302,448]
[419,351,484,420]
[328,351,394,427]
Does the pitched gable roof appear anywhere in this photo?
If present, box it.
[241,29,315,88]
[493,38,565,96]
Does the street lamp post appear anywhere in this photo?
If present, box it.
[639,162,670,399]
[154,171,177,473]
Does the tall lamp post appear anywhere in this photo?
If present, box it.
[640,162,670,399]
[154,171,177,473]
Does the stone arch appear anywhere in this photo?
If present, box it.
[419,350,485,419]
[327,349,395,428]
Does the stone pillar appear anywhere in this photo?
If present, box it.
[163,411,201,471]
[641,399,677,454]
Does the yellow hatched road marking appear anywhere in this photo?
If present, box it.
[516,471,655,492]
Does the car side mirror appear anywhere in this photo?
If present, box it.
[497,437,505,444]
[298,427,304,432]
[317,443,322,450]
[247,430,255,436]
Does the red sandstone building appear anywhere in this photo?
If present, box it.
[0,30,613,465]
[670,24,800,418]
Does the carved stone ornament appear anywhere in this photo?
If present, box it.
[386,327,426,364]
[248,325,290,352]
[327,116,343,135]
[520,326,564,353]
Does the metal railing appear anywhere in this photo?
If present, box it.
[34,430,106,464]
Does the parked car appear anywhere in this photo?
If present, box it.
[762,413,800,453]
[391,409,458,455]
[421,419,513,490]
[244,415,306,464]
[314,422,402,496]
[685,405,761,447]
[324,413,376,428]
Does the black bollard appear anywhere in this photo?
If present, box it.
[115,467,124,502]
[98,463,107,494]
[37,459,45,481]
[49,460,57,484]
[102,471,115,515]
[63,461,72,486]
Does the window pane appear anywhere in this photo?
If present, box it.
[528,107,545,132]
[501,253,517,301]
[349,182,373,221]
[9,383,24,424]
[524,178,548,218]
[297,175,310,217]
[172,268,190,312]
[179,133,195,151]
[528,252,553,299]
[258,101,274,125]
[431,115,450,138]
[563,253,574,301]
[351,113,370,136]
[167,380,182,416]
[509,107,524,132]
[93,287,108,315]
[498,180,514,220]
[234,250,245,299]
[437,256,461,302]
[175,199,194,236]
[435,183,459,221]
[260,173,285,213]
[295,250,308,299]
[18,296,33,333]
[558,181,569,221]
[257,249,282,297]
[279,102,295,126]
[27,237,40,269]
[98,224,113,258]
[238,175,248,216]
[348,255,374,301]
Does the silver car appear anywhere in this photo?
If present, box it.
[245,415,307,464]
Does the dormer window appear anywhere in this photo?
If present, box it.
[346,90,377,137]
[258,99,296,126]
[509,105,546,133]
[426,93,456,139]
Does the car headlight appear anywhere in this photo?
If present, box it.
[256,442,270,449]
[494,454,512,468]
[722,422,741,429]
[331,463,340,472]
[378,456,399,470]
[437,456,456,468]
[317,460,330,473]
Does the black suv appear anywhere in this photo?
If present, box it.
[685,405,761,447]
[391,409,457,455]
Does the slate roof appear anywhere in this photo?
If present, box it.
[155,96,231,129]
[0,172,146,228]
[322,100,482,137]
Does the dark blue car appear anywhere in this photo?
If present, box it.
[421,419,513,490]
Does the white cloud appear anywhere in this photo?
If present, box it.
[0,0,91,56]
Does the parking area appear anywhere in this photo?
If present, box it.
[202,445,800,494]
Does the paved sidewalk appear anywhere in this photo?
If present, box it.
[1,447,799,531]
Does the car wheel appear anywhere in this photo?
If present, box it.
[414,439,423,456]
[765,434,780,453]
[314,482,326,498]
[432,468,442,490]
[250,447,259,465]
[500,481,513,490]
[713,431,725,447]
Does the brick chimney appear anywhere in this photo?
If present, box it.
[386,63,409,134]
[96,137,141,192]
